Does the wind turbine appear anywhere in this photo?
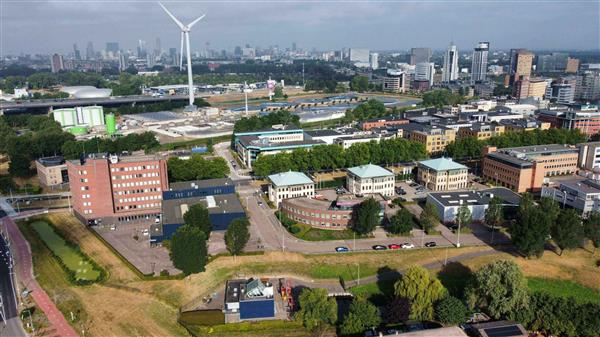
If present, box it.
[159,2,205,110]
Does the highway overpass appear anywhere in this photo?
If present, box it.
[0,94,204,114]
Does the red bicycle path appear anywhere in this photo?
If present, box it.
[2,215,79,337]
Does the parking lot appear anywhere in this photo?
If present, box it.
[95,222,180,275]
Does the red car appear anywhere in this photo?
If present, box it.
[388,244,401,250]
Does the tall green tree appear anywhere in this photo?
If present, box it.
[420,203,439,234]
[510,194,554,258]
[552,209,584,255]
[169,225,208,275]
[485,196,504,230]
[296,288,337,337]
[350,76,369,93]
[388,208,414,235]
[456,204,472,227]
[435,296,470,326]
[584,211,600,250]
[225,218,250,255]
[382,297,411,324]
[340,297,381,336]
[394,265,446,321]
[353,198,380,234]
[183,204,213,236]
[465,260,529,319]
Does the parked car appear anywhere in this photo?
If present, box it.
[401,243,415,249]
[142,229,149,236]
[388,244,401,250]
[257,201,263,206]
[372,245,387,251]
[425,241,437,247]
[335,246,349,253]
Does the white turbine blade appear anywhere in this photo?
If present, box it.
[158,2,185,30]
[179,31,184,70]
[187,14,206,29]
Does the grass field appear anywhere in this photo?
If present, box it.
[31,220,101,282]
[527,277,600,305]
[18,212,600,337]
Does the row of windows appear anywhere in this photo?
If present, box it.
[78,170,88,175]
[118,195,161,203]
[116,213,160,222]
[115,203,160,211]
[116,188,161,195]
[286,213,345,228]
[277,191,313,200]
[110,165,159,172]
[83,201,92,206]
[283,205,351,220]
[112,172,160,180]
[113,180,161,188]
[81,194,91,199]
[276,186,313,192]
[83,209,93,214]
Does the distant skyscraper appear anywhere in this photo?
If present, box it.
[410,48,431,65]
[292,42,297,51]
[349,48,370,63]
[415,62,435,85]
[507,48,534,85]
[85,41,95,60]
[106,42,119,54]
[118,51,127,71]
[73,44,81,60]
[234,46,242,57]
[471,42,489,83]
[51,54,64,73]
[442,43,459,83]
[536,52,568,72]
[155,37,162,55]
[137,39,147,58]
[370,53,379,70]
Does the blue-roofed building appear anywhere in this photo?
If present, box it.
[417,157,468,191]
[268,171,315,207]
[225,278,275,322]
[346,164,395,197]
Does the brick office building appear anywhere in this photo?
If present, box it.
[67,152,169,225]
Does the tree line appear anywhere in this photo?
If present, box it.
[295,260,600,337]
[233,110,301,133]
[421,89,466,108]
[446,128,588,159]
[251,138,427,177]
[167,155,230,182]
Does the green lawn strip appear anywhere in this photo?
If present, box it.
[527,277,600,305]
[30,220,104,284]
[17,220,91,326]
[185,320,316,337]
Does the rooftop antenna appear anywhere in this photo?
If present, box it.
[159,2,205,111]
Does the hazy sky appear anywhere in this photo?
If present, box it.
[1,0,599,55]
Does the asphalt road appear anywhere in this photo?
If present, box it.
[0,224,26,337]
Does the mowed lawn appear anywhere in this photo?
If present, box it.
[31,220,101,281]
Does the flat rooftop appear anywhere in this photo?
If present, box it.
[162,193,244,225]
[428,187,521,207]
[169,178,234,191]
[123,111,189,123]
[304,129,342,137]
[238,135,325,149]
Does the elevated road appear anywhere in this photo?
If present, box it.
[0,94,199,113]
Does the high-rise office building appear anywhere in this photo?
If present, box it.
[106,42,119,54]
[369,53,379,70]
[51,53,64,73]
[86,41,95,60]
[536,52,569,72]
[471,42,489,83]
[442,43,459,83]
[415,62,435,86]
[73,44,81,60]
[155,37,162,55]
[546,78,577,104]
[349,48,370,63]
[410,48,431,65]
[566,58,580,73]
[292,42,297,51]
[576,71,600,100]
[118,52,128,71]
[507,49,534,85]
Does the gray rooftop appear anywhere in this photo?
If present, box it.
[304,129,341,137]
[237,135,325,149]
[428,187,521,207]
[169,178,234,191]
[161,193,244,225]
[268,171,313,187]
[347,164,394,178]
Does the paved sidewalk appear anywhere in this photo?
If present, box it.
[1,215,79,337]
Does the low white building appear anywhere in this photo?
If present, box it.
[346,164,395,197]
[268,171,315,207]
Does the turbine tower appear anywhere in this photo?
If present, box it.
[159,2,205,110]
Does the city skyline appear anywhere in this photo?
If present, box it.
[1,1,599,55]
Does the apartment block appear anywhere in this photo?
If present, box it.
[406,125,456,154]
[457,122,505,140]
[67,152,168,225]
[482,144,579,192]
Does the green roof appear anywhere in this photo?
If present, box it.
[268,171,313,187]
[419,157,467,171]
[347,164,394,178]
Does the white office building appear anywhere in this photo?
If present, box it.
[415,62,435,86]
[370,53,379,70]
[268,171,315,207]
[346,164,395,197]
[383,69,407,93]
[471,42,489,83]
[443,43,459,83]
